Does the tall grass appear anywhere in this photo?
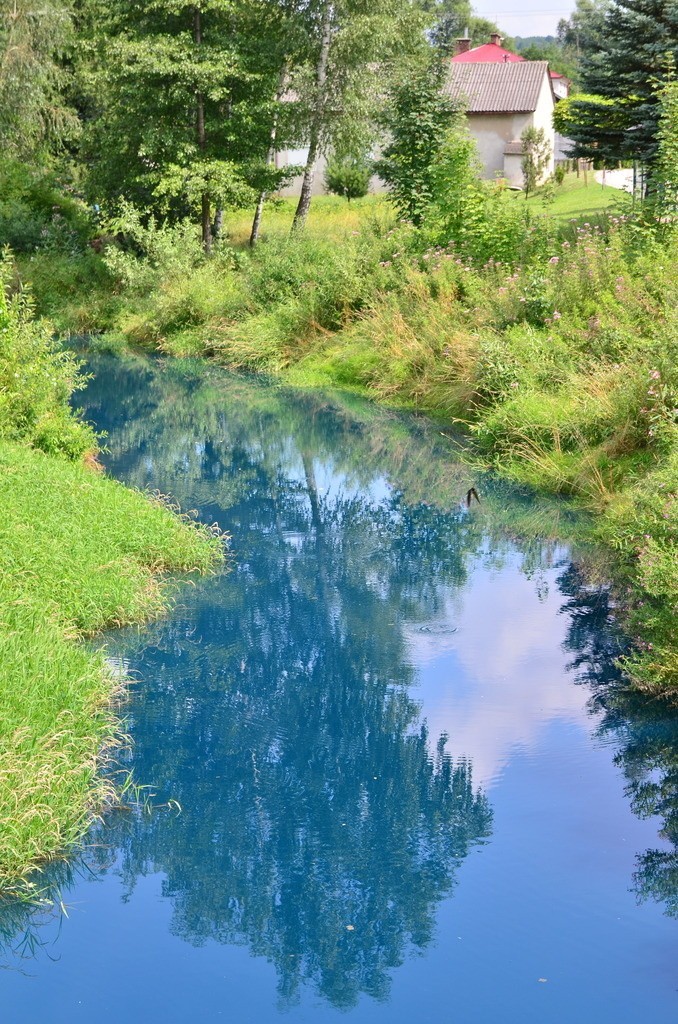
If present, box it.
[0,442,222,890]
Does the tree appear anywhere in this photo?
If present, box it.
[374,60,460,226]
[566,0,678,168]
[520,125,551,197]
[557,0,609,59]
[0,0,78,156]
[79,0,284,252]
[419,1,513,55]
[289,0,428,230]
[324,152,372,200]
[653,73,678,215]
[515,40,577,80]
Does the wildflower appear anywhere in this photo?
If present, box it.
[510,381,519,388]
[548,256,559,264]
[552,311,562,320]
[649,369,661,379]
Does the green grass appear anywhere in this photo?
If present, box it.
[0,441,223,892]
[519,171,625,223]
[220,193,390,247]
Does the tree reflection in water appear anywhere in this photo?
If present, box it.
[559,564,678,920]
[1,354,676,1000]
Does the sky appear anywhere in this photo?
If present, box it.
[473,0,577,38]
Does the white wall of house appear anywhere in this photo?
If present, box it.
[275,149,329,198]
[465,72,555,188]
[531,72,556,178]
[468,111,534,180]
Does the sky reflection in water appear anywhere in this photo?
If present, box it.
[1,355,677,1023]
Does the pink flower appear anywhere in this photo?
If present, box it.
[552,311,562,320]
[548,256,560,264]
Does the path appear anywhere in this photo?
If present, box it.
[595,168,634,192]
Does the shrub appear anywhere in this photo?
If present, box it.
[324,155,372,201]
[0,260,95,459]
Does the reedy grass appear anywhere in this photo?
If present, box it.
[0,441,223,890]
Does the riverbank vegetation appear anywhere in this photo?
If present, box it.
[16,168,677,694]
[0,272,222,892]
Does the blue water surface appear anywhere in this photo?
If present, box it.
[1,355,676,1023]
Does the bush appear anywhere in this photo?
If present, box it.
[0,158,91,254]
[324,155,372,201]
[0,260,96,459]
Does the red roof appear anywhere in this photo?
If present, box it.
[451,42,524,64]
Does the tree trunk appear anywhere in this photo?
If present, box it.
[250,70,287,247]
[213,208,224,239]
[292,3,333,231]
[194,8,212,254]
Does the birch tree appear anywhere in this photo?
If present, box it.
[290,0,428,230]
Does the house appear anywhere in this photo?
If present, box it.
[443,60,556,188]
[452,33,570,97]
[275,34,562,197]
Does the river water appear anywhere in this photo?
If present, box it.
[2,354,677,1022]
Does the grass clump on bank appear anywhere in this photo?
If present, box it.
[0,271,222,892]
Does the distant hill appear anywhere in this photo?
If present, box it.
[514,36,558,50]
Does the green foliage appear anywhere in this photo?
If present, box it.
[78,0,277,246]
[324,154,372,201]
[0,439,222,887]
[102,201,205,292]
[0,0,78,156]
[0,158,91,254]
[0,262,95,458]
[653,73,678,215]
[375,61,460,225]
[423,1,514,54]
[571,0,678,166]
[520,126,552,198]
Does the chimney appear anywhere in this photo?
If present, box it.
[490,33,503,46]
[455,36,472,55]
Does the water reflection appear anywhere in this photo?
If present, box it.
[1,355,676,1012]
[89,357,498,1008]
[558,563,678,919]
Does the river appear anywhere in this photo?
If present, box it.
[1,354,676,1022]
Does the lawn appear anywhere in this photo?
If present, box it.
[222,193,392,247]
[519,170,627,223]
[221,172,624,245]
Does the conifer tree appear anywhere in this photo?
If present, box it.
[0,0,78,155]
[568,0,678,166]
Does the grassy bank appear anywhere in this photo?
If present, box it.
[0,274,222,892]
[14,177,678,697]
